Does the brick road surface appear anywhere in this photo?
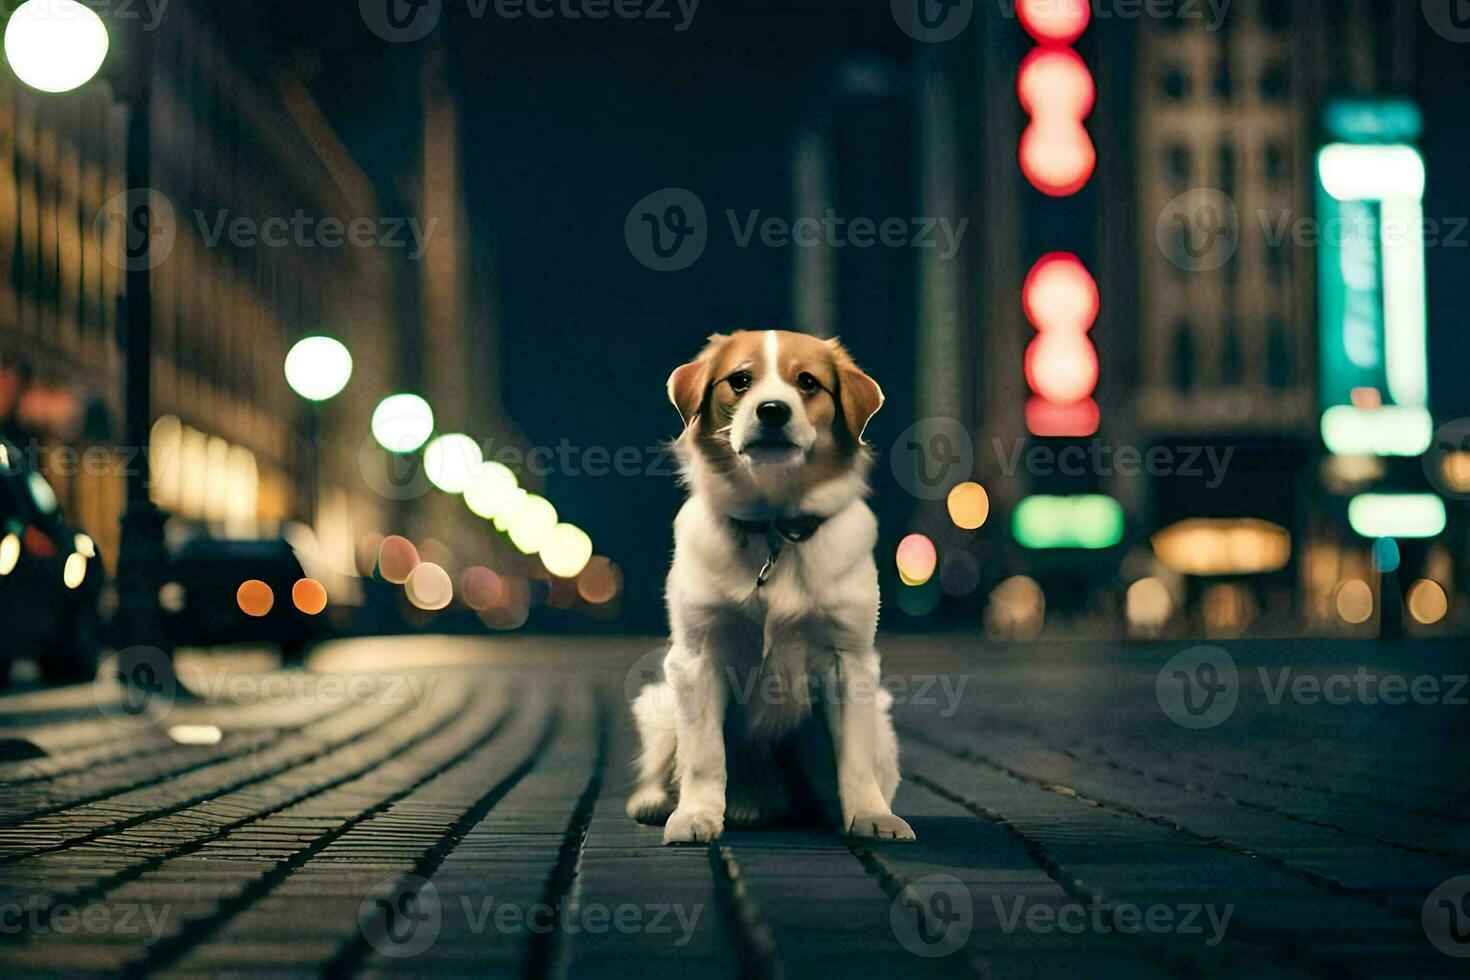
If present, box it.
[0,635,1466,978]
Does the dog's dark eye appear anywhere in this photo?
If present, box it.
[797,372,820,395]
[728,371,753,394]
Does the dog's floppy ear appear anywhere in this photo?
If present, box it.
[667,334,728,428]
[828,338,884,441]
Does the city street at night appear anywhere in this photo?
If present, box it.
[2,0,1469,976]
[0,636,1466,978]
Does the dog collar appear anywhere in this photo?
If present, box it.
[729,515,826,587]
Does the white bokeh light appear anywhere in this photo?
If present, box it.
[371,394,434,453]
[4,0,110,94]
[284,336,353,402]
[423,434,483,494]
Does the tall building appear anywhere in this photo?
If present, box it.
[0,6,403,582]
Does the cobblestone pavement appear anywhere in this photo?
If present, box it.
[0,635,1466,978]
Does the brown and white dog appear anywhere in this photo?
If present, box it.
[627,330,914,844]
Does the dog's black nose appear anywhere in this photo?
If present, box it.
[756,401,792,425]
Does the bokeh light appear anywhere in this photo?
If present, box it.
[464,462,520,520]
[371,393,435,454]
[423,434,483,494]
[897,576,943,617]
[292,578,328,615]
[1407,579,1449,625]
[541,523,594,579]
[1016,47,1095,119]
[1017,0,1091,44]
[895,533,938,587]
[1019,120,1096,197]
[986,576,1046,640]
[1442,452,1470,494]
[1023,252,1099,333]
[507,495,559,554]
[4,0,110,94]
[1202,583,1255,637]
[460,566,507,611]
[63,552,87,589]
[493,488,530,531]
[377,535,421,584]
[1334,579,1374,625]
[577,557,622,605]
[1126,577,1172,630]
[947,482,990,530]
[74,533,96,559]
[0,533,19,576]
[237,579,274,618]
[406,562,454,611]
[283,336,353,402]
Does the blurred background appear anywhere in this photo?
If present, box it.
[1,0,1468,682]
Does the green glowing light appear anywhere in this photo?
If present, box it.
[1013,494,1124,550]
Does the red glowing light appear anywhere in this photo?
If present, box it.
[1017,0,1091,45]
[1023,253,1099,333]
[1019,120,1096,197]
[1016,47,1094,119]
[1026,397,1101,437]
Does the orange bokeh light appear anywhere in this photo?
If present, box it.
[577,557,622,605]
[292,578,328,615]
[237,579,274,618]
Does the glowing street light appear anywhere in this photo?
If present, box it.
[284,336,353,402]
[371,393,434,453]
[4,0,110,94]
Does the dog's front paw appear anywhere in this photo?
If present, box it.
[663,807,724,845]
[846,811,916,841]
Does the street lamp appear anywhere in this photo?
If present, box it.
[371,393,434,454]
[284,336,353,402]
[3,0,109,94]
[285,336,352,530]
[5,2,174,668]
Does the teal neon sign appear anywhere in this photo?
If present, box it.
[1317,101,1431,457]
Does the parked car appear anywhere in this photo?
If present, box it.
[0,438,105,686]
[165,536,323,663]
